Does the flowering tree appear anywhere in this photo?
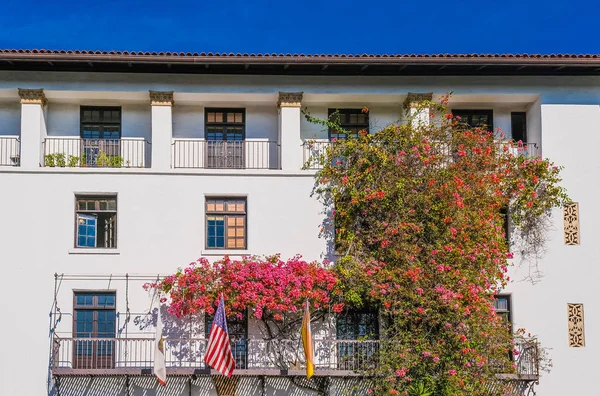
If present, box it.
[145,255,340,368]
[304,97,568,395]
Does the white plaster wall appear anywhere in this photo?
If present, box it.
[527,98,543,153]
[46,102,151,140]
[173,105,277,141]
[173,105,203,138]
[2,71,600,104]
[0,100,20,135]
[506,104,600,396]
[247,106,278,141]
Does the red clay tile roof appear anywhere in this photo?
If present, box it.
[0,49,599,59]
[2,49,599,75]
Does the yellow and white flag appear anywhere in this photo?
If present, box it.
[154,310,167,386]
[301,299,315,379]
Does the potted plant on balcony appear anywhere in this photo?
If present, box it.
[55,153,66,167]
[96,151,109,167]
[68,155,80,167]
[108,155,123,168]
[44,154,55,167]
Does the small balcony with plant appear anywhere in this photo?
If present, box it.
[42,106,150,168]
[172,108,280,170]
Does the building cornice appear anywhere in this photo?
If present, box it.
[149,90,174,106]
[277,92,303,108]
[18,88,47,106]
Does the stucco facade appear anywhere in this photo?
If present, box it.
[0,54,598,395]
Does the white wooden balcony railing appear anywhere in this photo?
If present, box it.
[0,136,20,166]
[50,335,538,381]
[172,139,280,170]
[43,137,149,168]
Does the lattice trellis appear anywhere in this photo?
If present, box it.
[568,303,585,347]
[563,202,580,245]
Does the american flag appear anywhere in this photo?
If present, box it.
[204,295,235,377]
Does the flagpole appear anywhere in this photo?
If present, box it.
[154,307,167,386]
[301,298,315,379]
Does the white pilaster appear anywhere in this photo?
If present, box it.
[278,92,303,171]
[149,91,174,170]
[18,88,47,169]
[404,92,433,128]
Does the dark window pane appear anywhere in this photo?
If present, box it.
[98,294,115,307]
[511,112,527,142]
[336,311,378,340]
[328,109,369,141]
[453,110,493,131]
[76,196,117,249]
[81,107,122,139]
[76,295,94,306]
[82,126,101,139]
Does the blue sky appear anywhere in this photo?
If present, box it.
[1,0,599,54]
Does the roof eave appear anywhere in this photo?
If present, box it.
[2,53,600,67]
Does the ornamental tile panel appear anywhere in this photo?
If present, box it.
[563,202,580,245]
[567,303,585,347]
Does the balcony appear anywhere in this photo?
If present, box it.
[0,136,20,166]
[172,139,280,170]
[52,336,378,376]
[302,140,540,170]
[302,140,331,170]
[51,335,538,381]
[501,141,539,157]
[42,137,150,168]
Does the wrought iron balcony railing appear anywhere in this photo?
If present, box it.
[0,136,20,166]
[51,335,538,380]
[172,139,280,170]
[51,336,379,376]
[43,137,149,168]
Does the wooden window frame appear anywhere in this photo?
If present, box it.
[204,108,246,140]
[205,197,247,250]
[328,108,369,140]
[451,109,494,131]
[72,291,117,369]
[80,106,122,139]
[74,194,118,249]
[493,294,512,325]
